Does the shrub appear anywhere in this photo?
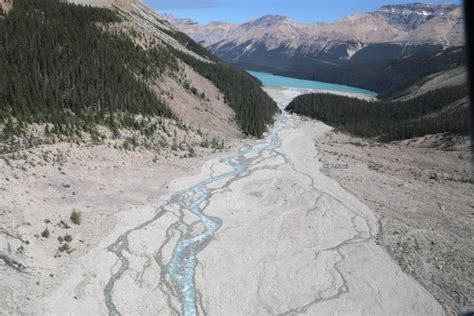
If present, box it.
[41,228,50,238]
[171,141,178,151]
[58,243,73,254]
[122,140,130,151]
[64,234,72,242]
[70,210,81,225]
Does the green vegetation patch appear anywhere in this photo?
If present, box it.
[41,227,50,238]
[70,210,81,225]
[286,85,470,142]
[0,0,177,140]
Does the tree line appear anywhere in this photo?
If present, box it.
[0,0,177,137]
[274,47,466,96]
[0,0,279,142]
[159,25,279,138]
[286,85,470,142]
[173,49,279,138]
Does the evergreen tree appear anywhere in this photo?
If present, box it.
[286,85,470,141]
[173,49,279,138]
[0,0,176,134]
[0,0,278,139]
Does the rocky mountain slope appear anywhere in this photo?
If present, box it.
[377,3,460,31]
[168,3,464,61]
[165,3,465,93]
[394,66,468,100]
[0,0,12,14]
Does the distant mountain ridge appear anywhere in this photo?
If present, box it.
[163,3,465,93]
[377,3,460,31]
[165,3,464,61]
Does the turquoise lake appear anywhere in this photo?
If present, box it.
[247,70,377,97]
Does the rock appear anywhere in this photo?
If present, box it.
[0,252,27,272]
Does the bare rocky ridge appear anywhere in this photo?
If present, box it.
[395,66,468,101]
[377,3,460,31]
[168,4,464,53]
[0,0,12,14]
[397,7,465,48]
[165,3,465,74]
[166,13,404,62]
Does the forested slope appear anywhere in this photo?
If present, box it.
[275,47,466,96]
[286,85,470,141]
[154,26,278,137]
[174,49,278,137]
[0,0,278,151]
[0,0,178,136]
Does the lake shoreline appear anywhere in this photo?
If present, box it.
[248,70,378,97]
[264,86,377,103]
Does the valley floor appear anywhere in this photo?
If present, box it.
[0,135,248,314]
[316,127,473,314]
[1,87,471,315]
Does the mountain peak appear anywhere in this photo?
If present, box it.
[259,14,289,20]
[208,21,233,26]
[244,15,291,28]
[377,2,459,14]
[376,3,460,31]
[161,13,198,26]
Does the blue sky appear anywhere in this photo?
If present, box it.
[146,0,462,24]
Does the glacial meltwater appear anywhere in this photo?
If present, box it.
[105,70,375,316]
[166,112,295,316]
[162,73,375,315]
[247,70,377,97]
[105,102,295,316]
